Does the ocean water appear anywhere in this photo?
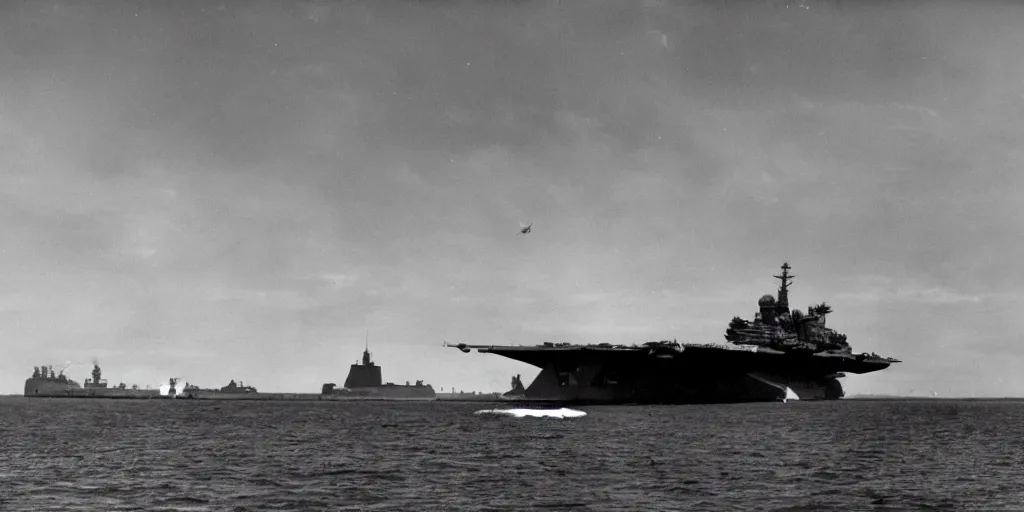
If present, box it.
[1,398,1022,511]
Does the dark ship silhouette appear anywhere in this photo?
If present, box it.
[177,378,257,398]
[218,379,257,393]
[504,374,527,398]
[24,362,156,398]
[448,263,901,405]
[23,361,261,400]
[321,341,436,399]
[24,365,81,395]
[25,347,435,401]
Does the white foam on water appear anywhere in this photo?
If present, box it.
[474,407,586,419]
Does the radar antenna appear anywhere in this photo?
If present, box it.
[362,330,373,366]
[773,262,795,311]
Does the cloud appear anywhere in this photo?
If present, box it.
[835,289,981,305]
[1,1,1023,397]
[831,275,1023,306]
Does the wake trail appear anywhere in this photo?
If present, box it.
[474,407,586,419]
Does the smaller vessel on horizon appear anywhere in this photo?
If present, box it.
[321,335,436,399]
[504,374,527,398]
[176,378,258,398]
[219,379,258,393]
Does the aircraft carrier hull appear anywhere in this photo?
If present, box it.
[451,343,896,405]
[488,372,836,405]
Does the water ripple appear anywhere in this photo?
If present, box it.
[3,398,1024,510]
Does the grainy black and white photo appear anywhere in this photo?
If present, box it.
[2,0,1023,510]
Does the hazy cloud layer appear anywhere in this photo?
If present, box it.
[2,0,1022,396]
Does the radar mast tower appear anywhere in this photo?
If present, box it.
[774,262,794,313]
[362,330,372,366]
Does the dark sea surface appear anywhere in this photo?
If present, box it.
[1,397,1022,511]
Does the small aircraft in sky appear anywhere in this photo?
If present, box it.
[518,221,532,235]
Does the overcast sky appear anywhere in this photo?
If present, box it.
[2,0,1022,396]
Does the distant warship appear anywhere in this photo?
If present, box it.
[177,378,258,398]
[218,379,257,393]
[25,363,158,398]
[449,263,901,405]
[435,384,505,401]
[24,365,81,395]
[321,339,436,399]
[504,374,527,398]
[23,355,434,401]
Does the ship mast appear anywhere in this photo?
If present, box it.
[773,262,794,313]
[362,330,373,366]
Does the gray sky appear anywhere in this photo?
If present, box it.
[2,0,1022,396]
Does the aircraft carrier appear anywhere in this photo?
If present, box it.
[448,263,901,405]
